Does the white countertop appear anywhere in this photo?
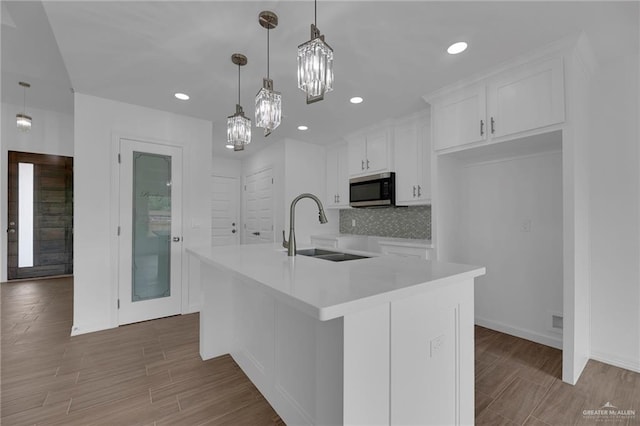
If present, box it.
[188,243,484,321]
[311,234,434,249]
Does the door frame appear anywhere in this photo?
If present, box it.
[211,174,241,247]
[110,134,187,327]
[241,166,275,244]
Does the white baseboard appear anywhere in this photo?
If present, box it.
[70,321,115,336]
[590,350,640,374]
[475,316,563,350]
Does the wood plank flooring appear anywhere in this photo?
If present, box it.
[2,277,640,425]
[1,277,283,425]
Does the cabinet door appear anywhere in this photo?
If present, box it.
[326,146,339,207]
[488,56,564,139]
[336,144,349,206]
[433,85,487,151]
[364,130,389,174]
[348,137,367,177]
[394,121,419,204]
[417,119,431,201]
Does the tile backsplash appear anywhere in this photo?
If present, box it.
[339,205,431,239]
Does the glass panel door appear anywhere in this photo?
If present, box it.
[118,139,182,325]
[132,152,171,301]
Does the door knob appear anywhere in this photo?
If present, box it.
[252,232,260,236]
[172,236,181,242]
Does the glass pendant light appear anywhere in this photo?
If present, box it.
[16,82,32,132]
[227,54,251,151]
[255,11,281,137]
[297,0,334,104]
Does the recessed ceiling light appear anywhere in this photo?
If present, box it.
[297,125,308,131]
[174,92,190,100]
[447,42,468,55]
[225,143,234,149]
[350,96,363,104]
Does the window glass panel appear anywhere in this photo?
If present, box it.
[18,162,34,268]
[132,152,172,301]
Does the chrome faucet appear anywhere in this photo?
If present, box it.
[282,193,328,256]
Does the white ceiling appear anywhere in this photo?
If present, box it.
[2,1,638,158]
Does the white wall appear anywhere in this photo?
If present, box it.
[438,138,564,349]
[284,139,339,245]
[0,102,74,282]
[588,52,640,372]
[73,93,211,335]
[466,149,564,348]
[212,156,241,178]
[240,139,339,247]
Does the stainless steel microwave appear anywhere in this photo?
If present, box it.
[349,172,396,208]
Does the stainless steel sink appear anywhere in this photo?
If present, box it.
[296,248,370,262]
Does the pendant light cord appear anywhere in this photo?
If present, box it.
[237,63,241,105]
[23,85,26,114]
[267,27,270,79]
[314,0,317,26]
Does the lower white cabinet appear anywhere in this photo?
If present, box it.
[379,241,432,259]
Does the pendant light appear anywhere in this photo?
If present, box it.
[255,11,281,137]
[226,54,251,151]
[16,82,32,132]
[297,0,334,104]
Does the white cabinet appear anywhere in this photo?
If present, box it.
[488,56,565,139]
[379,241,433,259]
[325,144,349,208]
[433,86,487,151]
[348,128,391,177]
[394,115,431,205]
[431,56,565,152]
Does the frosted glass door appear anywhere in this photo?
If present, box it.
[118,139,182,325]
[132,152,171,301]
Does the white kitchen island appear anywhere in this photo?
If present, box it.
[187,243,485,426]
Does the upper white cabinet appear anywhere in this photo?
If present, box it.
[394,114,431,205]
[347,128,392,177]
[433,86,487,151]
[430,56,565,152]
[488,56,565,139]
[326,143,349,209]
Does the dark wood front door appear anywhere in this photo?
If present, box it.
[7,151,73,280]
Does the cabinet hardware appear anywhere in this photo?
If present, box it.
[232,222,236,226]
[491,117,495,134]
[337,194,340,203]
[252,232,261,236]
[172,236,181,242]
[7,228,15,234]
[334,195,337,203]
[480,119,485,136]
[413,186,416,197]
[232,229,236,233]
[366,159,370,169]
[361,160,365,170]
[417,185,422,197]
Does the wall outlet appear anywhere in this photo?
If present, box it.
[430,335,445,357]
[520,219,532,232]
[351,219,356,227]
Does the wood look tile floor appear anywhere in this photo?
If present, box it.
[2,277,640,425]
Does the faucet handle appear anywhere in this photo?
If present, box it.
[282,230,289,249]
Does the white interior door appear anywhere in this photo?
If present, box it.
[243,168,274,244]
[118,138,183,325]
[211,175,240,246]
